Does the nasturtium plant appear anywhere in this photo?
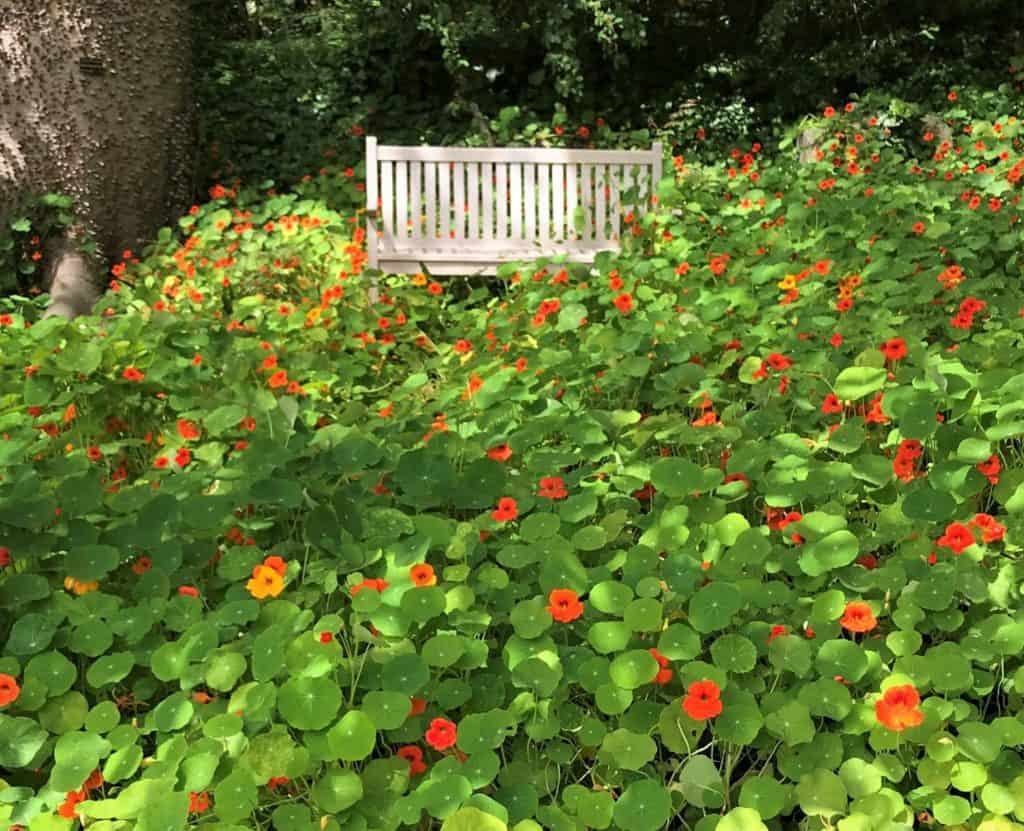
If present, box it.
[3,90,1024,831]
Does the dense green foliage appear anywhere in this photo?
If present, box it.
[194,0,1024,184]
[4,87,1024,830]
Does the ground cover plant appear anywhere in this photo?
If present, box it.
[3,90,1024,831]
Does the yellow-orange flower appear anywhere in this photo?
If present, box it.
[64,576,99,596]
[410,563,436,587]
[776,275,797,291]
[246,565,284,599]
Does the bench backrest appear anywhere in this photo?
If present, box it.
[366,137,663,275]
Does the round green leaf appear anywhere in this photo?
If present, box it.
[327,710,376,761]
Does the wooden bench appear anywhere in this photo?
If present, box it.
[365,137,663,276]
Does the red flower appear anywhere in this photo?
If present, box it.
[976,454,1001,485]
[263,555,286,576]
[86,446,104,462]
[425,718,457,751]
[936,522,974,555]
[0,547,9,568]
[546,589,584,623]
[409,697,428,717]
[177,419,201,440]
[267,776,290,790]
[765,352,792,371]
[174,448,192,468]
[875,684,924,732]
[969,513,1006,543]
[122,367,145,382]
[614,293,634,314]
[880,338,907,362]
[188,791,211,814]
[491,497,519,523]
[396,745,427,776]
[538,476,568,500]
[487,443,512,462]
[648,648,672,685]
[682,680,722,721]
[178,586,199,598]
[897,439,922,459]
[319,632,333,643]
[840,601,877,633]
[83,769,104,791]
[453,339,472,354]
[0,673,20,707]
[767,625,787,644]
[821,393,843,414]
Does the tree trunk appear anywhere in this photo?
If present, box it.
[0,0,195,318]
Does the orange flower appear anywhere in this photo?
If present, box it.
[262,555,287,576]
[267,370,289,389]
[682,680,722,721]
[0,673,20,707]
[131,556,152,575]
[875,684,924,732]
[350,578,389,597]
[410,563,436,587]
[57,790,86,819]
[247,565,284,599]
[546,589,584,623]
[122,367,144,382]
[840,601,877,633]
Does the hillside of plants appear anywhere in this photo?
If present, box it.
[5,3,1024,830]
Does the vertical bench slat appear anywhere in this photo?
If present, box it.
[395,162,408,242]
[651,142,664,206]
[467,162,479,240]
[595,165,607,242]
[564,165,577,241]
[557,162,565,240]
[524,164,536,243]
[453,162,465,240]
[439,162,451,240]
[537,163,550,244]
[366,136,378,270]
[497,163,508,240]
[409,162,422,240]
[510,163,522,240]
[381,161,394,245]
[621,165,634,234]
[425,162,437,241]
[482,162,493,240]
[610,164,623,240]
[580,164,592,241]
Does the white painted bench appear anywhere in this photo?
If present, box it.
[365,137,663,276]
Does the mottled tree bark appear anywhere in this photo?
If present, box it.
[0,0,194,318]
